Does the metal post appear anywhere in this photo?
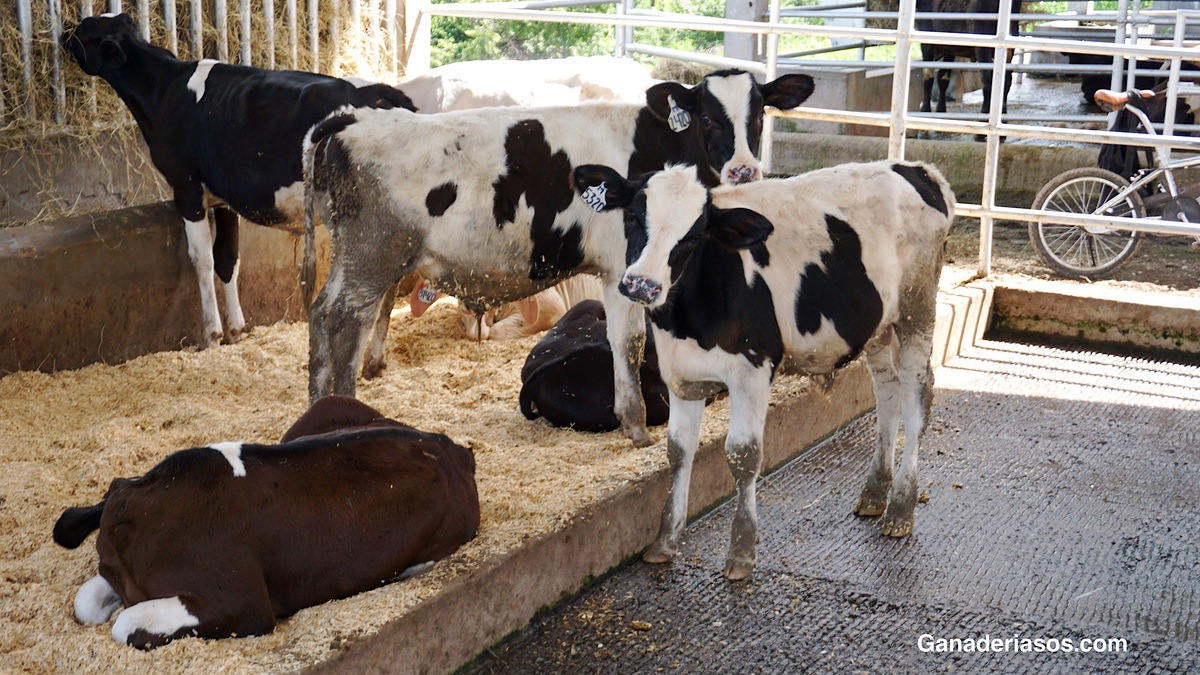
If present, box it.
[137,0,150,38]
[242,0,253,64]
[109,0,121,12]
[82,1,98,114]
[330,0,341,75]
[264,0,276,69]
[386,0,399,76]
[1160,10,1189,166]
[404,0,432,77]
[17,0,35,119]
[761,0,781,173]
[615,0,627,57]
[164,0,179,56]
[49,0,67,125]
[308,0,319,70]
[1109,0,1130,128]
[191,0,204,59]
[978,0,1014,277]
[287,0,298,68]
[887,0,916,160]
[215,0,229,61]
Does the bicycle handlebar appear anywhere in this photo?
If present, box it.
[1093,88,1156,112]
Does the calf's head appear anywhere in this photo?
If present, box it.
[61,13,149,76]
[646,70,814,185]
[573,164,773,308]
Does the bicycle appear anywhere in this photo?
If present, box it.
[1028,88,1200,279]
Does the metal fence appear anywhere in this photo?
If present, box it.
[412,0,1200,275]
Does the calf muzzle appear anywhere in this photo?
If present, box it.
[619,275,662,306]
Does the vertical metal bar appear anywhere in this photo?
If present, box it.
[308,0,319,71]
[330,0,342,75]
[287,0,298,68]
[1109,0,1130,128]
[215,0,229,61]
[887,0,916,160]
[49,0,67,125]
[1160,10,1188,165]
[264,0,276,69]
[17,0,35,120]
[81,0,98,114]
[241,0,253,64]
[138,0,150,38]
[386,0,398,76]
[191,0,204,59]
[164,0,179,56]
[614,0,627,57]
[349,0,360,24]
[109,0,121,12]
[978,0,1014,278]
[761,0,781,174]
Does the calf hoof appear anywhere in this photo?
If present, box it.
[625,426,657,448]
[361,359,387,380]
[723,557,755,581]
[881,510,914,538]
[198,331,223,351]
[643,544,678,565]
[225,327,245,345]
[853,496,887,518]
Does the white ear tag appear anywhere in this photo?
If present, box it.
[582,182,608,212]
[667,95,691,133]
[417,285,438,303]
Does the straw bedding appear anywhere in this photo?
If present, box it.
[0,301,816,673]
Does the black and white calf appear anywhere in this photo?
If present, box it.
[572,160,954,579]
[61,14,413,348]
[303,69,815,446]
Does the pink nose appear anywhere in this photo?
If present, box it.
[727,166,760,184]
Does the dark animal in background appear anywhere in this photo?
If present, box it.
[303,69,815,448]
[60,14,414,349]
[1097,81,1200,182]
[53,396,478,649]
[916,0,1022,119]
[573,160,953,580]
[520,300,671,432]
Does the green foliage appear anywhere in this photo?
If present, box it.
[429,0,725,67]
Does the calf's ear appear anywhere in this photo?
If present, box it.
[708,207,774,249]
[760,74,815,110]
[98,38,128,69]
[572,165,635,211]
[646,81,698,120]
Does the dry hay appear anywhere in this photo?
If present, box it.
[0,0,405,228]
[0,300,814,673]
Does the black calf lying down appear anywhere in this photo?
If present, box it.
[53,396,479,649]
[574,160,954,580]
[521,299,670,432]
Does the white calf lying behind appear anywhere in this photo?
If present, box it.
[408,274,605,340]
[400,56,656,113]
[573,160,954,580]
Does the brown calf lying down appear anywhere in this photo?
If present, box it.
[52,396,479,649]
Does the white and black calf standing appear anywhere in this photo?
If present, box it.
[61,14,414,348]
[303,69,815,446]
[572,160,954,579]
[53,396,479,649]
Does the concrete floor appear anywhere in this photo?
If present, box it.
[465,340,1200,673]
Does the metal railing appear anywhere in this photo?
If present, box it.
[411,0,1200,276]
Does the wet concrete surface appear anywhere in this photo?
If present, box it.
[465,340,1200,673]
[927,75,1103,146]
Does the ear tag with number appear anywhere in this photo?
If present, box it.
[582,182,608,212]
[416,284,438,304]
[667,95,691,133]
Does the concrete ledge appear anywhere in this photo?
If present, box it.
[990,279,1200,361]
[0,202,328,373]
[308,278,995,674]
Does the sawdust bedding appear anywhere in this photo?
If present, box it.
[0,300,813,673]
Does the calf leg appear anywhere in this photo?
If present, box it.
[854,330,901,518]
[723,369,772,581]
[604,284,653,447]
[183,215,224,349]
[360,283,400,379]
[212,207,246,344]
[644,394,705,564]
[882,329,935,538]
[113,592,275,650]
[309,261,393,401]
[74,575,122,624]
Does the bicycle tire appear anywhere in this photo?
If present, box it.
[1028,167,1145,279]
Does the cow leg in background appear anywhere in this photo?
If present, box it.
[603,284,653,447]
[882,327,935,538]
[723,368,772,581]
[854,330,901,518]
[212,206,246,344]
[644,394,706,564]
[361,283,399,379]
[183,214,225,349]
[936,68,952,113]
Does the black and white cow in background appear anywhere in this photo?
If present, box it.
[572,160,954,579]
[61,14,414,348]
[303,69,816,446]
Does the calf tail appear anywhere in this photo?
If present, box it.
[53,501,106,549]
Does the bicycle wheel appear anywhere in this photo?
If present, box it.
[1028,167,1145,279]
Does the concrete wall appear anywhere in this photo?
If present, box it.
[0,203,326,374]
